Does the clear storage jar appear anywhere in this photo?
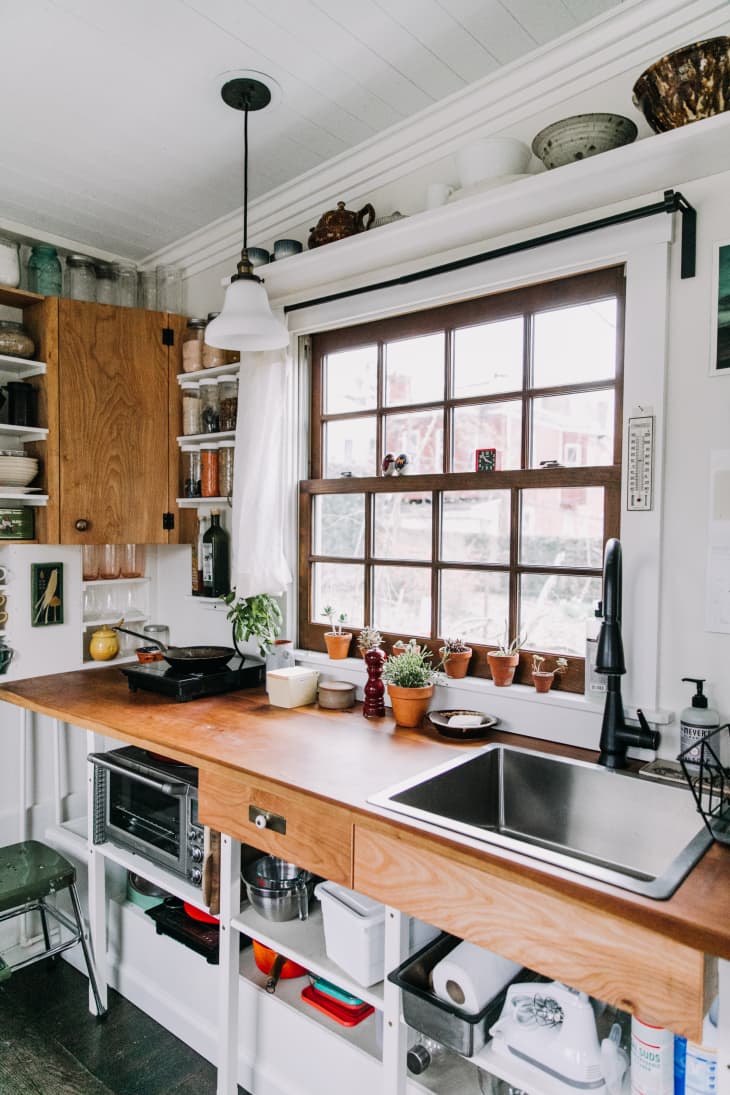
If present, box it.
[181,382,201,436]
[66,254,96,302]
[138,270,157,310]
[182,445,201,497]
[94,261,118,305]
[219,440,235,497]
[182,318,206,373]
[113,261,138,307]
[201,443,220,497]
[0,321,35,359]
[28,244,62,296]
[156,265,183,313]
[219,376,238,431]
[200,378,220,433]
[202,312,228,369]
[0,236,20,287]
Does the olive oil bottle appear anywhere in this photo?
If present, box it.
[202,510,230,598]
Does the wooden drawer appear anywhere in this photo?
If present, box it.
[199,767,353,886]
[354,825,714,1041]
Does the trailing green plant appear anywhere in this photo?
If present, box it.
[321,605,349,635]
[382,646,439,689]
[223,591,283,656]
[531,654,569,676]
[357,626,383,654]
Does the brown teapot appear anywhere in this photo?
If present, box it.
[308,201,376,249]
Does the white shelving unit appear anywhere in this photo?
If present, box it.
[176,429,235,446]
[0,492,48,506]
[82,576,152,662]
[0,423,49,444]
[0,353,46,382]
[0,353,49,513]
[176,496,231,508]
[176,361,240,384]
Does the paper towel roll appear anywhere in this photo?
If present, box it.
[431,942,521,1013]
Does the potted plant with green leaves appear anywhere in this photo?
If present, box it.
[531,654,569,693]
[382,644,439,727]
[487,626,526,687]
[223,591,283,658]
[321,605,352,659]
[439,637,472,679]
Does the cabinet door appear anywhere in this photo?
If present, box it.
[59,301,172,544]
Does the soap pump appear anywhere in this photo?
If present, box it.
[680,678,719,763]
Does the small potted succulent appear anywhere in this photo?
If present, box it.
[531,654,569,693]
[382,645,439,727]
[392,637,422,656]
[357,626,383,656]
[487,626,526,687]
[321,605,352,659]
[439,637,473,679]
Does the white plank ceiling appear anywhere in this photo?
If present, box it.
[0,0,622,259]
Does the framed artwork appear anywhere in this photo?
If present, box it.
[711,241,730,375]
[31,562,64,627]
[475,447,497,472]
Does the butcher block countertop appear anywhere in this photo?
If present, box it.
[1,667,727,1037]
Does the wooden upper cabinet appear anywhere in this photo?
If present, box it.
[56,300,182,545]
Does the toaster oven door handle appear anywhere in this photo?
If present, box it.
[88,753,189,797]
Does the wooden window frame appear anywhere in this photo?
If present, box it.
[299,267,624,693]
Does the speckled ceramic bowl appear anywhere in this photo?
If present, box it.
[633,36,730,133]
[531,113,637,170]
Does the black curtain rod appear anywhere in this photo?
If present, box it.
[284,188,696,315]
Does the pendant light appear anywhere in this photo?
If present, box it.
[205,77,289,353]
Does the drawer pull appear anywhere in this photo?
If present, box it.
[249,805,286,835]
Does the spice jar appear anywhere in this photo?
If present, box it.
[201,443,220,497]
[66,254,96,302]
[182,445,201,497]
[219,440,235,498]
[199,378,220,433]
[0,321,35,359]
[202,313,228,369]
[28,244,62,296]
[113,261,137,307]
[94,261,118,305]
[219,376,238,431]
[0,237,20,287]
[181,382,201,436]
[182,318,206,373]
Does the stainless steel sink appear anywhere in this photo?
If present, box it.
[368,743,711,898]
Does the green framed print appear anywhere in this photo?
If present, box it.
[712,241,730,374]
[31,562,64,627]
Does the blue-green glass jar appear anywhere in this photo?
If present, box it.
[27,244,62,296]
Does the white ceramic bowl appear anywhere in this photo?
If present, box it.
[455,138,531,187]
[531,113,637,170]
[0,456,38,487]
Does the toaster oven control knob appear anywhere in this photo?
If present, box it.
[191,846,203,862]
[188,829,199,842]
[190,868,202,885]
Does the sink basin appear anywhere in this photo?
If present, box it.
[368,744,711,898]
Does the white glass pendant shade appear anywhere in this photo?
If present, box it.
[204,276,289,352]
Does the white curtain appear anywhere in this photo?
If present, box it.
[230,349,294,598]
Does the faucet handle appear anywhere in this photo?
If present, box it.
[636,708,660,751]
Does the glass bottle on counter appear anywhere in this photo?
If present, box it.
[28,244,62,295]
[181,382,201,436]
[199,377,220,433]
[201,442,220,497]
[66,254,96,301]
[219,440,235,498]
[182,445,201,497]
[202,510,230,597]
[219,375,238,431]
[182,318,206,373]
[94,261,118,305]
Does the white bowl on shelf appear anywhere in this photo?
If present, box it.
[0,455,39,487]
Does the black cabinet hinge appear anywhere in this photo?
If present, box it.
[162,327,174,346]
[162,512,175,530]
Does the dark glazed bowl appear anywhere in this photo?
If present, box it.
[633,36,730,133]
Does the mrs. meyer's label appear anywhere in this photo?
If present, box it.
[680,720,713,766]
[631,1017,673,1094]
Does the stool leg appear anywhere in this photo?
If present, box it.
[38,900,56,966]
[68,883,107,1019]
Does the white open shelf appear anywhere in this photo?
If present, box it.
[0,423,48,443]
[92,838,210,911]
[82,577,150,589]
[82,612,147,628]
[0,354,46,381]
[176,430,235,446]
[79,655,138,670]
[176,361,240,384]
[233,902,384,1011]
[176,496,231,508]
[0,492,48,506]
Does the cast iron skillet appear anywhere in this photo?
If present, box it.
[114,626,236,674]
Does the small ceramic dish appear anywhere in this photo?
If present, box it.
[136,645,164,664]
[318,680,356,710]
[531,113,637,170]
[427,709,499,740]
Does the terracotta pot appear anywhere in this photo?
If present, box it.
[387,684,434,728]
[532,671,555,694]
[440,648,472,679]
[324,632,352,659]
[487,652,519,687]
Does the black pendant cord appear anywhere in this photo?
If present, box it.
[243,105,249,253]
[283,188,697,315]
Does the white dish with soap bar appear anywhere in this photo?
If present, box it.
[266,666,319,708]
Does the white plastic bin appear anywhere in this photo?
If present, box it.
[266,667,318,708]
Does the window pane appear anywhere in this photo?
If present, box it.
[384,409,443,474]
[385,333,444,406]
[452,401,522,471]
[453,318,523,398]
[519,573,602,655]
[314,495,365,558]
[520,488,603,568]
[324,417,376,477]
[324,346,377,413]
[374,494,431,561]
[533,299,617,388]
[440,570,509,644]
[442,491,510,564]
[531,390,614,468]
[373,566,431,636]
[312,562,364,627]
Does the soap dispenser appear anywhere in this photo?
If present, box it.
[680,678,719,764]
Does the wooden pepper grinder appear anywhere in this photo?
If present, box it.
[363,648,386,718]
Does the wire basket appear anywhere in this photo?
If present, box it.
[678,723,730,845]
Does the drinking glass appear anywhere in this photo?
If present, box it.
[99,544,121,580]
[121,544,145,578]
[82,544,100,581]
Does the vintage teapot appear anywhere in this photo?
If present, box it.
[308,200,376,249]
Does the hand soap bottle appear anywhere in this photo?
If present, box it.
[679,678,719,764]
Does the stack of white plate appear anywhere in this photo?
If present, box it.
[0,454,39,487]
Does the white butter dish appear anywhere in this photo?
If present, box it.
[266,667,319,708]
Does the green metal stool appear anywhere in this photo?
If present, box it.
[0,840,107,1017]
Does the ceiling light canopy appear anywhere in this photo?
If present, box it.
[205,76,289,353]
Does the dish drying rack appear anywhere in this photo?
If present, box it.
[678,723,730,844]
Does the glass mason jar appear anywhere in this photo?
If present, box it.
[199,378,220,433]
[219,376,238,431]
[94,261,118,305]
[181,382,201,436]
[202,312,228,369]
[28,244,62,295]
[156,264,183,313]
[181,445,201,497]
[0,321,35,359]
[0,236,20,287]
[182,318,206,373]
[66,253,96,302]
[201,443,220,497]
[219,440,235,497]
[113,261,138,307]
[120,544,145,578]
[138,269,157,310]
[144,623,170,649]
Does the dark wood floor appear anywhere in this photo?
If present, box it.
[0,960,248,1095]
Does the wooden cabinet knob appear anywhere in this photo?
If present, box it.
[74,518,90,532]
